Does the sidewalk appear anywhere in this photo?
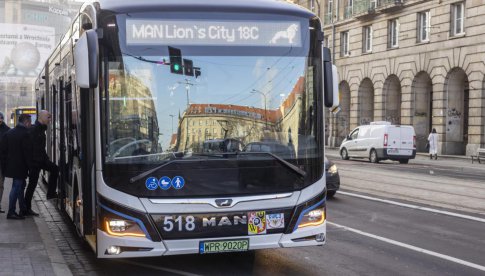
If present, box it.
[0,178,71,276]
[325,146,485,170]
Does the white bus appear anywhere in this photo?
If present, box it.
[35,0,339,258]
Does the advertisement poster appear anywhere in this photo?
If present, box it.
[0,23,55,83]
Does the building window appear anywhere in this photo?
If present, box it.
[345,0,353,19]
[417,11,430,42]
[340,31,350,56]
[324,0,333,24]
[451,2,465,36]
[362,26,372,53]
[388,19,399,48]
[323,36,329,48]
[370,0,377,10]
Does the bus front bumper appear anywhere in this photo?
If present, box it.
[97,222,325,258]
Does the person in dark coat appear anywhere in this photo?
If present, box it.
[27,110,58,209]
[0,114,32,219]
[0,112,10,213]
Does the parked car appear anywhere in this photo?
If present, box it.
[339,121,416,164]
[325,156,340,198]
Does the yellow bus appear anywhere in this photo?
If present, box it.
[10,106,37,126]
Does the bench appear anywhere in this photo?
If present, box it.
[471,148,485,164]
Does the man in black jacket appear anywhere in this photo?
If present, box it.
[27,110,58,211]
[0,112,10,213]
[0,114,32,219]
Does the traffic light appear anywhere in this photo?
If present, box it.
[183,59,194,76]
[194,67,201,78]
[169,47,183,74]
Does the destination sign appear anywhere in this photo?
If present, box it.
[126,19,302,47]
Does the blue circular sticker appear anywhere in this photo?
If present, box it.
[145,177,159,190]
[159,176,172,190]
[171,176,185,189]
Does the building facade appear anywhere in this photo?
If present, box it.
[175,77,306,154]
[296,0,485,155]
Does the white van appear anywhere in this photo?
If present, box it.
[339,122,416,164]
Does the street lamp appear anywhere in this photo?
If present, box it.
[251,89,268,128]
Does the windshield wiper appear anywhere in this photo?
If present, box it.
[129,152,185,183]
[129,151,306,183]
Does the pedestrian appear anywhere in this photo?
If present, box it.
[0,114,32,219]
[428,128,439,160]
[0,112,11,213]
[27,110,58,207]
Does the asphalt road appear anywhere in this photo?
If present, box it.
[47,154,485,275]
[79,193,484,276]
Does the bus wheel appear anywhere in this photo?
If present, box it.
[341,148,349,160]
[370,149,379,163]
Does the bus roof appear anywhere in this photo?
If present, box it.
[96,0,314,18]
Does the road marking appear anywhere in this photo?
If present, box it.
[338,191,485,223]
[328,222,485,272]
[116,259,201,276]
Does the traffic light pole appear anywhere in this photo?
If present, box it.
[179,79,194,150]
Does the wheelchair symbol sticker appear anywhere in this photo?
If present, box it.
[145,177,158,190]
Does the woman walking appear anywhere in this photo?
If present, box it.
[428,128,439,160]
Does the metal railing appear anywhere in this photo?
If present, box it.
[353,0,376,15]
[379,0,403,6]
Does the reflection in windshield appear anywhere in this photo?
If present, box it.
[104,54,316,165]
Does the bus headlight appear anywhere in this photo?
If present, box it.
[104,218,146,238]
[297,206,326,229]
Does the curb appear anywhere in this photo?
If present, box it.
[326,147,472,161]
[33,188,73,276]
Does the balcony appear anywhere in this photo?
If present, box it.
[377,0,404,12]
[353,0,377,20]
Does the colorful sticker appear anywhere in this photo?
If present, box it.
[248,211,266,235]
[145,177,158,190]
[266,213,285,229]
[171,176,185,189]
[159,177,171,190]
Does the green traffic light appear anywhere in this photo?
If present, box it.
[174,64,180,71]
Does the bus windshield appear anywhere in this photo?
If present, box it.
[100,12,323,197]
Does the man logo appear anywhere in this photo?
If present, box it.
[269,24,299,44]
[215,199,233,207]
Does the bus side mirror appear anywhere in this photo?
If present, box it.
[74,29,98,89]
[322,47,340,110]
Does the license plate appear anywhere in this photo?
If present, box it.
[199,239,249,254]
[387,148,399,154]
